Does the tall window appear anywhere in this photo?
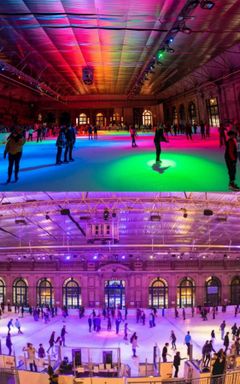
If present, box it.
[206,276,221,306]
[179,104,186,124]
[113,113,120,123]
[142,110,153,126]
[79,113,87,125]
[104,280,125,308]
[0,278,6,304]
[188,102,197,124]
[149,278,168,308]
[63,278,81,308]
[96,113,104,127]
[13,278,28,306]
[177,278,195,308]
[231,276,240,305]
[206,98,220,127]
[172,106,178,125]
[37,278,54,307]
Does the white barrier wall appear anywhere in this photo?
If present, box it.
[18,370,49,384]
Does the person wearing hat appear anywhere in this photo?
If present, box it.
[4,127,26,183]
[224,130,239,191]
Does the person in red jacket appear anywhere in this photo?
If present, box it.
[225,130,239,190]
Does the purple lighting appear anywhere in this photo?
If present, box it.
[66,255,71,260]
[121,255,125,259]
[93,255,98,260]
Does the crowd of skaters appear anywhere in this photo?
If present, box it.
[1,302,240,380]
[1,118,240,188]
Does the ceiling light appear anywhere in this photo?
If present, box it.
[103,209,109,220]
[200,0,215,9]
[15,219,27,225]
[150,214,161,222]
[181,25,192,34]
[171,27,180,34]
[60,208,70,215]
[166,46,175,53]
[203,209,213,216]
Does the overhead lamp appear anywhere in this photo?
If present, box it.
[103,209,109,220]
[181,25,192,34]
[150,214,161,222]
[188,0,200,9]
[203,209,213,216]
[200,0,215,9]
[60,208,70,215]
[15,218,27,225]
[166,46,175,53]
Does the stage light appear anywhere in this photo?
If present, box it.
[66,255,71,260]
[203,209,213,216]
[150,214,161,222]
[93,255,98,260]
[181,25,192,34]
[156,48,165,61]
[60,209,70,215]
[200,0,215,9]
[171,27,180,34]
[103,209,109,220]
[121,255,126,259]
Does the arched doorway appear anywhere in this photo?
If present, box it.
[179,104,186,125]
[13,278,28,306]
[177,277,195,307]
[96,113,104,127]
[172,106,178,125]
[142,110,153,126]
[0,278,6,304]
[231,276,240,305]
[205,276,221,306]
[37,278,54,307]
[63,278,81,308]
[104,280,125,308]
[148,278,168,308]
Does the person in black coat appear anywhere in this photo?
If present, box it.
[173,351,182,378]
[154,125,168,163]
[64,125,76,162]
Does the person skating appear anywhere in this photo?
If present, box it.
[170,330,177,350]
[55,128,66,165]
[130,333,138,358]
[224,130,240,190]
[154,125,168,163]
[7,319,14,332]
[15,318,23,334]
[220,320,226,340]
[23,343,37,372]
[184,331,191,356]
[130,126,137,147]
[64,125,76,162]
[173,351,185,378]
[223,332,230,354]
[60,325,67,347]
[162,342,170,362]
[4,127,26,183]
[47,331,56,354]
[6,332,12,355]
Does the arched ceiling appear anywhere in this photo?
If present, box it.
[0,0,239,98]
[0,192,240,262]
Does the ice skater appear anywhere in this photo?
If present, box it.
[130,332,138,358]
[61,325,67,347]
[6,332,12,355]
[224,130,239,190]
[15,318,23,334]
[170,330,177,350]
[47,331,55,355]
[154,125,168,163]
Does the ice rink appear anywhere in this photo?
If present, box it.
[0,306,239,377]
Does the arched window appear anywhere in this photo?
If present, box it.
[205,276,221,306]
[149,278,168,308]
[231,276,240,305]
[96,113,104,127]
[142,110,153,126]
[206,97,220,127]
[63,278,81,308]
[179,104,186,124]
[0,278,6,304]
[13,278,28,306]
[37,278,54,307]
[188,102,197,124]
[79,113,87,125]
[172,106,178,125]
[113,113,120,123]
[177,278,195,308]
[104,280,125,309]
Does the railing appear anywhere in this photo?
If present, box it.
[0,367,20,384]
[127,370,240,384]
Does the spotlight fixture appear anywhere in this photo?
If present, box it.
[200,0,215,9]
[203,209,213,216]
[181,25,192,34]
[188,0,200,9]
[103,209,109,220]
[15,218,27,225]
[60,208,70,215]
[156,48,165,61]
[150,214,161,222]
